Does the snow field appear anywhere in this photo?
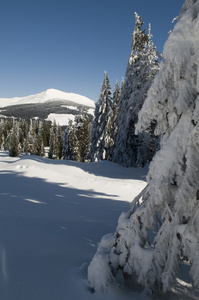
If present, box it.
[0,151,147,300]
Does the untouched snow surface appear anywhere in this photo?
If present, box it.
[0,89,95,108]
[46,113,76,126]
[0,152,197,300]
[0,152,147,300]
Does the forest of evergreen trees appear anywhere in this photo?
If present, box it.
[1,12,161,168]
[2,0,199,295]
[90,13,161,167]
[0,110,92,162]
[88,0,199,294]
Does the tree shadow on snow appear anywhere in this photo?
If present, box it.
[6,153,149,180]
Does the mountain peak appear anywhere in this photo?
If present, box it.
[0,89,95,126]
[0,89,95,108]
[43,88,70,99]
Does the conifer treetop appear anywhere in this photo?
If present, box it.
[131,12,148,60]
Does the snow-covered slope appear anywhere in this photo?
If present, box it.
[0,89,95,125]
[0,88,95,108]
[0,151,147,300]
[0,151,196,300]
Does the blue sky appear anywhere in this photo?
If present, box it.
[0,0,184,101]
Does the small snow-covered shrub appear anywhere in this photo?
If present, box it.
[87,234,114,292]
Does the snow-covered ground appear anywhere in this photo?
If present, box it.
[0,152,197,300]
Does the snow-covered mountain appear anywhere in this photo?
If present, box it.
[0,88,95,125]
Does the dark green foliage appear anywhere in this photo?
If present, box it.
[0,118,53,158]
[62,111,92,162]
[90,72,112,162]
[8,122,19,157]
[54,125,63,160]
[113,13,161,167]
[0,100,93,120]
[48,122,57,159]
[62,120,75,160]
[74,112,92,162]
[41,120,51,147]
[105,80,121,161]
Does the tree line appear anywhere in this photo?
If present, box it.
[90,13,161,167]
[0,110,92,162]
[1,12,161,168]
[89,0,199,295]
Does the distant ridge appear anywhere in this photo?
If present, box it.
[0,89,95,126]
[0,88,95,108]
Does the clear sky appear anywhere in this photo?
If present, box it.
[0,0,184,101]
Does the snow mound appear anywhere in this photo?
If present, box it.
[0,88,95,108]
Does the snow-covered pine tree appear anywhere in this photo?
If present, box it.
[36,120,45,157]
[90,71,112,161]
[0,124,3,150]
[88,0,199,294]
[179,0,197,17]
[8,119,20,157]
[27,119,37,155]
[62,113,91,162]
[48,121,63,159]
[105,80,121,161]
[27,119,43,156]
[48,121,57,159]
[18,118,29,152]
[2,120,12,151]
[54,124,63,159]
[62,121,71,160]
[40,120,51,148]
[62,120,76,161]
[113,13,160,167]
[74,111,92,162]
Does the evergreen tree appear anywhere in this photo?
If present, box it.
[105,80,121,161]
[0,127,3,150]
[88,0,199,294]
[34,121,45,156]
[0,120,5,150]
[113,13,160,167]
[27,119,42,156]
[48,121,63,159]
[2,120,12,150]
[180,0,197,17]
[74,111,92,162]
[62,120,75,160]
[27,119,37,155]
[54,124,63,159]
[90,71,112,161]
[80,112,92,162]
[23,137,30,154]
[48,121,57,159]
[41,120,51,147]
[18,118,28,151]
[0,117,52,157]
[63,112,92,162]
[8,120,20,157]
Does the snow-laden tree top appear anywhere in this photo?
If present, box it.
[179,0,198,18]
[113,12,160,167]
[136,1,199,140]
